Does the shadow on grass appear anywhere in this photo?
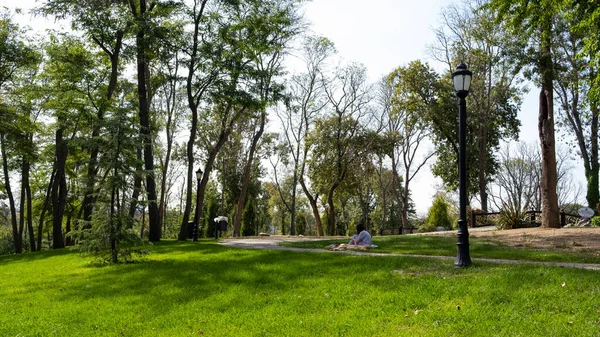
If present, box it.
[0,246,79,264]
[12,241,400,316]
[3,240,600,336]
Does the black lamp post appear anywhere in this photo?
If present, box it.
[452,62,473,268]
[193,167,203,242]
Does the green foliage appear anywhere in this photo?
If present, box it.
[496,202,527,230]
[241,197,257,236]
[0,224,14,255]
[204,187,220,239]
[426,194,453,230]
[295,213,307,235]
[590,216,600,227]
[68,208,150,264]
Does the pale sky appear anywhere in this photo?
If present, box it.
[300,0,556,214]
[7,0,583,214]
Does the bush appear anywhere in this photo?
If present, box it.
[591,216,600,227]
[426,194,453,230]
[0,225,14,255]
[496,202,527,230]
[68,208,150,264]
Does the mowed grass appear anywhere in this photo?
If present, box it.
[1,240,600,337]
[281,234,600,264]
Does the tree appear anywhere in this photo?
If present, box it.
[307,63,374,235]
[231,0,303,237]
[387,61,438,230]
[0,10,40,253]
[571,0,600,103]
[276,36,335,237]
[490,141,583,212]
[36,0,128,229]
[430,0,523,211]
[487,0,564,228]
[553,15,599,210]
[177,0,212,241]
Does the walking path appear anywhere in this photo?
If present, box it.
[219,235,600,271]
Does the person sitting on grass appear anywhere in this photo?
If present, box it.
[348,223,371,247]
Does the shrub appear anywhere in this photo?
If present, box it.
[0,225,14,255]
[426,194,453,230]
[496,202,527,230]
[591,216,600,227]
[68,208,150,264]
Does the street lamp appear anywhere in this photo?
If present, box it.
[193,167,203,242]
[452,62,472,268]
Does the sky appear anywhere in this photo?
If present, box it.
[298,0,567,214]
[6,0,584,214]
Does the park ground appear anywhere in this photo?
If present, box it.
[2,226,600,336]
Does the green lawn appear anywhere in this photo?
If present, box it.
[280,234,600,264]
[1,240,599,336]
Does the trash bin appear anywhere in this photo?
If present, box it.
[187,221,195,239]
[213,216,228,239]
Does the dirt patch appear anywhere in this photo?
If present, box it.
[468,227,600,251]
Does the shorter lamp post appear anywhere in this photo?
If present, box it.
[193,167,203,242]
[452,62,473,268]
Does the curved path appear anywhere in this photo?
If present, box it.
[219,236,600,271]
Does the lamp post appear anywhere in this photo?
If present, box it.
[193,167,203,242]
[452,63,473,268]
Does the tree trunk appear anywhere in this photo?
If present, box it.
[586,107,599,210]
[391,153,405,230]
[289,169,297,236]
[1,135,21,253]
[326,183,339,236]
[51,129,67,249]
[37,166,56,250]
[401,173,409,232]
[159,81,176,235]
[82,31,123,225]
[538,30,559,228]
[478,128,489,212]
[299,176,323,236]
[178,129,195,241]
[233,112,265,237]
[177,0,211,240]
[128,146,143,226]
[133,0,161,241]
[22,160,35,251]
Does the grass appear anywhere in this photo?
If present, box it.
[0,240,599,336]
[280,234,600,264]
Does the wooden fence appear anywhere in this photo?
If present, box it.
[471,210,581,228]
[378,210,583,235]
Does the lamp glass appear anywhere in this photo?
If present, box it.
[196,169,203,180]
[453,73,472,92]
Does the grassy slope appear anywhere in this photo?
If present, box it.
[280,235,600,264]
[0,241,599,336]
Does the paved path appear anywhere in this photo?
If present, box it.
[219,236,600,271]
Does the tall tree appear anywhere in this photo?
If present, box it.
[231,0,303,237]
[128,0,181,241]
[553,15,599,210]
[308,63,374,235]
[430,0,523,211]
[0,10,39,252]
[43,34,98,248]
[177,0,211,241]
[276,36,334,237]
[36,0,128,228]
[487,0,564,227]
[387,61,437,230]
